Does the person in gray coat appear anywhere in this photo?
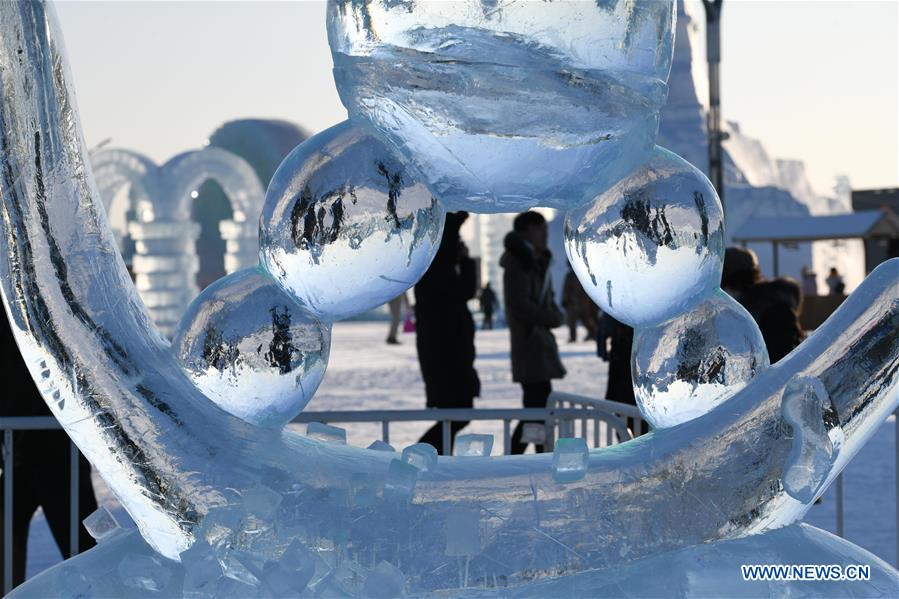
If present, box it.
[500,211,566,454]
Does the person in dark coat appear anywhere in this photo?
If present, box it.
[597,314,648,437]
[479,283,497,330]
[415,212,480,455]
[722,247,806,364]
[0,314,98,587]
[501,211,566,454]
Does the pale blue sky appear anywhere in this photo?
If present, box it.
[54,0,897,195]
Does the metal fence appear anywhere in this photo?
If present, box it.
[1,395,897,593]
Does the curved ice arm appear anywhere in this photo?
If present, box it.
[0,1,264,558]
[1,1,897,587]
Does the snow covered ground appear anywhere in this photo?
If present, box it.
[24,321,898,579]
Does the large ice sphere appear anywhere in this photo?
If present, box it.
[171,267,331,428]
[632,290,769,428]
[328,1,675,212]
[565,147,725,327]
[259,120,445,320]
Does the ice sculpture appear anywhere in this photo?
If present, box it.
[565,146,726,327]
[1,2,898,598]
[328,0,676,212]
[92,146,265,336]
[632,290,770,428]
[171,267,331,428]
[259,120,445,321]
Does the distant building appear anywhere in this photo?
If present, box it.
[657,1,866,295]
[852,187,899,272]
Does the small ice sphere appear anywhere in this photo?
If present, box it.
[632,290,769,428]
[782,376,841,503]
[242,484,283,519]
[117,554,172,592]
[259,120,446,321]
[367,440,395,452]
[552,438,589,483]
[362,561,406,598]
[454,434,493,457]
[402,443,438,471]
[82,506,121,542]
[565,147,725,327]
[171,267,331,428]
[444,509,480,556]
[306,422,347,444]
[179,539,224,597]
[384,459,418,500]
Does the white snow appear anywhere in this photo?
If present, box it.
[23,321,897,579]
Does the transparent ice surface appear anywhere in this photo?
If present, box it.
[552,438,590,483]
[82,506,121,543]
[632,290,770,428]
[453,434,493,457]
[362,561,406,598]
[4,3,899,597]
[116,553,173,592]
[565,146,725,327]
[259,120,445,321]
[444,509,481,557]
[171,267,331,428]
[328,0,676,212]
[305,422,348,444]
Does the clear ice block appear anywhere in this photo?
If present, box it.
[82,506,121,543]
[402,443,438,471]
[453,434,493,457]
[306,422,348,444]
[552,438,590,483]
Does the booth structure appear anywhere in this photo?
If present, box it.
[732,209,899,277]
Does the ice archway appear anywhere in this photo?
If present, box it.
[92,147,264,336]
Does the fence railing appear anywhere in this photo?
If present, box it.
[1,397,896,594]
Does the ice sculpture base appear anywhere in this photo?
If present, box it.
[10,524,897,598]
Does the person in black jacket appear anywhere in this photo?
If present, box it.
[721,247,805,363]
[415,212,480,455]
[0,314,98,587]
[500,211,566,454]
